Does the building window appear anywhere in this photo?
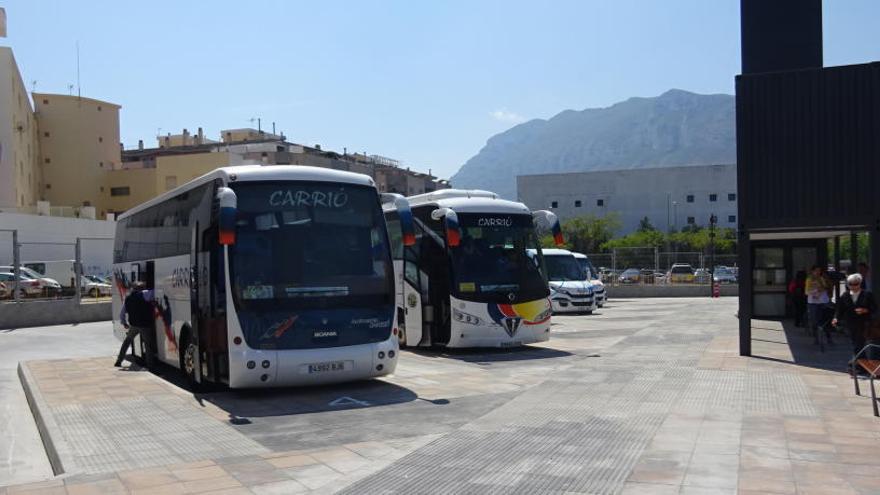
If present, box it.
[574,200,582,207]
[165,176,178,190]
[728,215,736,223]
[110,187,130,197]
[551,201,558,209]
[98,136,103,143]
[43,131,50,137]
[686,195,694,203]
[100,186,104,192]
[44,158,51,164]
[99,161,103,168]
[597,199,604,207]
[45,184,51,190]
[709,194,717,202]
[97,106,102,111]
[42,99,48,104]
[83,201,92,207]
[687,216,695,224]
[728,193,736,201]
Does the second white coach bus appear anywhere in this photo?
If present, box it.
[112,165,413,388]
[383,189,562,348]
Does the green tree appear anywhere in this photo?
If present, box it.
[637,216,656,232]
[539,213,621,253]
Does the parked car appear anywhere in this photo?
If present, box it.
[0,272,43,298]
[713,266,738,284]
[0,265,63,297]
[667,264,696,283]
[694,268,711,284]
[82,275,112,297]
[619,268,641,284]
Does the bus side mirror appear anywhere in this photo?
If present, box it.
[431,208,460,247]
[533,210,563,246]
[217,187,238,246]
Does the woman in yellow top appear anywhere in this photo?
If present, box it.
[805,265,832,343]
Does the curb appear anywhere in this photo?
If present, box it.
[18,361,68,476]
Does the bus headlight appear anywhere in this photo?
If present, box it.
[452,309,482,326]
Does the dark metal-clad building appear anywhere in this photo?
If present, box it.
[737,0,880,355]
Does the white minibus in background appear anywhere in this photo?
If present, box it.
[112,165,413,388]
[384,189,561,348]
[542,249,597,314]
[572,252,606,307]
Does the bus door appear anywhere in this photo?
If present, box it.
[403,231,426,346]
[188,222,203,383]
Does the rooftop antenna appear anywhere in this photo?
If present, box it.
[31,80,37,93]
[248,117,262,132]
[75,41,81,99]
[67,84,74,96]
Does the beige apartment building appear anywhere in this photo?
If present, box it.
[33,93,121,212]
[0,46,41,210]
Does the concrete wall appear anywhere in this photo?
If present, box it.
[0,211,116,277]
[0,300,110,329]
[517,164,737,234]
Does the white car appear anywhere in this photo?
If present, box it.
[82,275,112,297]
[541,249,597,314]
[0,265,62,296]
[572,252,606,307]
[0,272,44,298]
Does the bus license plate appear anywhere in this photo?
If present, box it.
[306,361,349,374]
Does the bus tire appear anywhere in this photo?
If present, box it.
[179,330,202,391]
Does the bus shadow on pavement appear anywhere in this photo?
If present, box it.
[407,345,572,364]
[194,379,421,419]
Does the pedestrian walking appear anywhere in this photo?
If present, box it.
[805,265,832,343]
[832,273,876,372]
[788,270,807,327]
[115,281,156,368]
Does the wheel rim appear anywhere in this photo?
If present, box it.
[184,343,196,376]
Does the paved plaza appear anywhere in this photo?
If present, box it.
[2,298,880,494]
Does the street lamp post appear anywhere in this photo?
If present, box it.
[709,214,717,297]
[672,201,679,262]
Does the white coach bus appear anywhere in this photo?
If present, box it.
[112,165,413,388]
[383,189,562,348]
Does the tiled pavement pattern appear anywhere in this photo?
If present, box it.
[6,298,880,494]
[342,300,880,495]
[21,358,270,474]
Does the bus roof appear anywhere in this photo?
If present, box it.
[403,189,531,215]
[571,252,587,259]
[117,165,376,221]
[541,248,575,257]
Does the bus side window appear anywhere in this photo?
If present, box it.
[385,213,403,261]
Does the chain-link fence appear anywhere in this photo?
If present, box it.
[584,247,739,286]
[0,230,114,303]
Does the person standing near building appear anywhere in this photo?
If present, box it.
[115,281,156,368]
[833,273,876,368]
[788,270,807,327]
[805,265,832,343]
[858,262,871,291]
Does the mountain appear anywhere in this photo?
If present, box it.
[450,89,736,199]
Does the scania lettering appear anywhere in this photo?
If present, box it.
[111,165,413,388]
[383,189,562,348]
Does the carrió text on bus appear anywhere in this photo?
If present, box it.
[269,190,349,208]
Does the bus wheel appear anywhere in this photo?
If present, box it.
[179,332,202,391]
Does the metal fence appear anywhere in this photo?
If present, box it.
[586,247,739,286]
[0,229,114,304]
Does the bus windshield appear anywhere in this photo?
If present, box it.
[545,255,584,282]
[450,213,548,303]
[228,181,393,310]
[576,258,594,280]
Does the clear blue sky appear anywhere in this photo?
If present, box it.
[3,1,879,178]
